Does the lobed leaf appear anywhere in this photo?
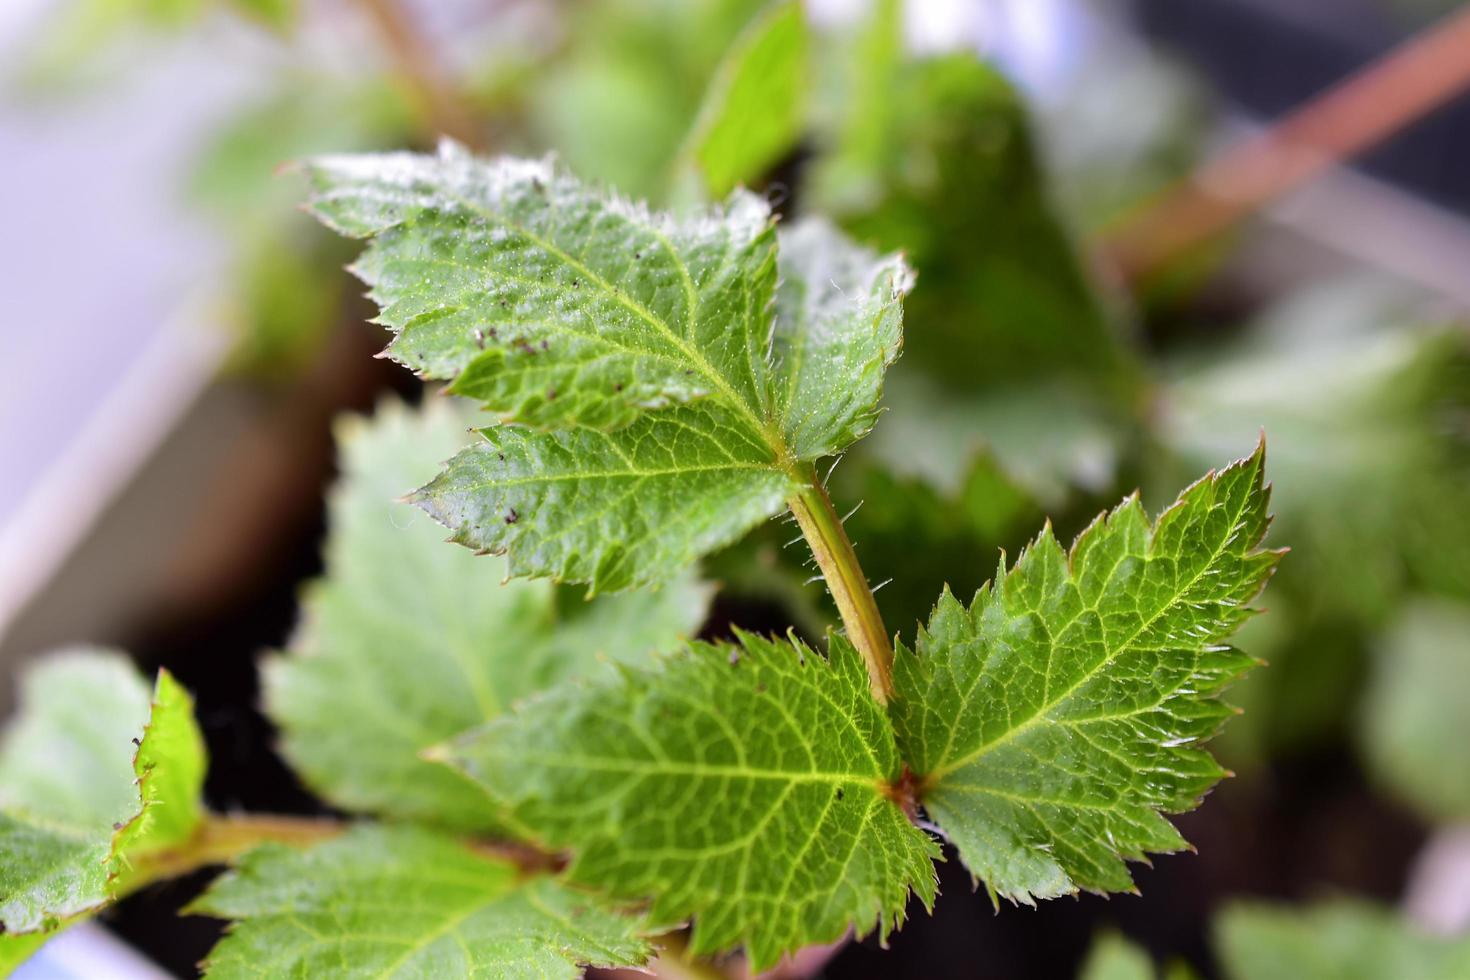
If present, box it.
[192,825,651,979]
[303,147,911,591]
[443,631,938,971]
[266,399,708,831]
[892,444,1279,903]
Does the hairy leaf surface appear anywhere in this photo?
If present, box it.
[893,446,1278,903]
[0,653,205,936]
[193,825,650,979]
[267,399,707,831]
[445,631,938,970]
[303,147,909,590]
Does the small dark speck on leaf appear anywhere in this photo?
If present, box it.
[546,388,558,401]
[131,737,141,746]
[504,508,519,525]
[497,453,506,461]
[836,788,844,800]
[539,339,549,351]
[634,251,642,260]
[614,383,624,392]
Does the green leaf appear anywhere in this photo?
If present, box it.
[112,669,208,861]
[0,931,50,975]
[0,652,150,933]
[192,825,651,979]
[226,0,293,31]
[683,0,809,197]
[444,631,938,971]
[0,651,206,934]
[1362,599,1470,821]
[525,0,770,200]
[1215,900,1470,980]
[266,399,709,831]
[413,407,798,593]
[1157,287,1470,618]
[303,148,910,590]
[1079,933,1155,980]
[812,52,1133,398]
[892,445,1279,903]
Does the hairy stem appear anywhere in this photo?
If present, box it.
[788,472,894,703]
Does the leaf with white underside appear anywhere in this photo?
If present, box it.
[302,147,909,591]
[192,825,651,979]
[893,445,1279,903]
[443,631,938,971]
[0,652,206,941]
[266,399,708,832]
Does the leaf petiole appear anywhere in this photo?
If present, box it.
[788,470,894,703]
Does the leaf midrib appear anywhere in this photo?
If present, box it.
[435,183,788,460]
[478,749,880,788]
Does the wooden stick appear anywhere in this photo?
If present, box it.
[1103,6,1470,279]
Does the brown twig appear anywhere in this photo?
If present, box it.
[1102,5,1470,280]
[358,0,484,148]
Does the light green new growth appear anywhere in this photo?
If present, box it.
[443,631,938,972]
[0,651,206,938]
[113,670,208,861]
[301,145,909,592]
[683,0,809,197]
[266,398,708,832]
[893,445,1279,903]
[191,825,651,979]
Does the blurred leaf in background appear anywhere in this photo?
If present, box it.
[804,5,1141,508]
[189,74,419,376]
[20,0,293,90]
[678,0,809,199]
[526,0,771,201]
[1361,598,1470,823]
[1215,900,1470,979]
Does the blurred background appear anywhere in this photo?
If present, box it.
[2,0,1469,976]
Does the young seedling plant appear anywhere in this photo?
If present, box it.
[0,145,1281,977]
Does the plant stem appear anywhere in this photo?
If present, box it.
[788,471,894,703]
[115,813,344,895]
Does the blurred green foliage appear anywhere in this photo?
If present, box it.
[16,0,1470,966]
